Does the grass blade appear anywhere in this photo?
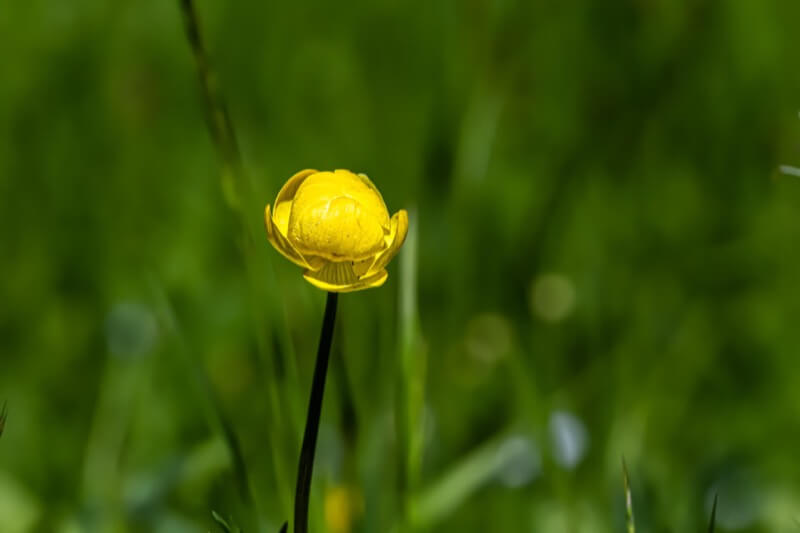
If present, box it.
[212,510,242,533]
[177,0,297,516]
[178,0,245,209]
[151,284,258,529]
[622,458,635,533]
[409,433,519,529]
[0,400,7,438]
[707,493,717,533]
[398,209,426,499]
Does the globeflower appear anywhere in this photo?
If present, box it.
[265,169,408,292]
[263,169,408,533]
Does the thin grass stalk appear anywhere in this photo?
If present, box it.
[0,400,7,438]
[397,208,425,528]
[708,493,718,533]
[622,458,635,533]
[151,284,256,520]
[178,0,245,208]
[177,0,298,516]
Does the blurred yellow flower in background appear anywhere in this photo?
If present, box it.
[324,485,364,533]
[265,169,408,292]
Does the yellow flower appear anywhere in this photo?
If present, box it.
[324,485,364,533]
[265,169,408,292]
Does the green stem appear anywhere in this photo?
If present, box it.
[294,292,339,533]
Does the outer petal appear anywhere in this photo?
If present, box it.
[355,172,389,218]
[303,262,388,293]
[265,204,325,271]
[354,209,409,279]
[273,169,317,235]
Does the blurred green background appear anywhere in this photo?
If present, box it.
[2,1,800,531]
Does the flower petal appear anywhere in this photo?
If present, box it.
[303,262,388,293]
[355,172,389,223]
[265,204,324,270]
[356,209,409,279]
[288,170,390,261]
[274,169,317,235]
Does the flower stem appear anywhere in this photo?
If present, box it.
[295,292,338,533]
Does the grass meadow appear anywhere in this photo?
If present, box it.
[2,1,800,531]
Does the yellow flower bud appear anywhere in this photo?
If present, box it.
[265,169,408,292]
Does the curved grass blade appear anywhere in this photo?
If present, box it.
[151,283,258,530]
[622,457,635,533]
[212,510,242,533]
[178,0,245,209]
[707,493,718,533]
[779,165,800,178]
[176,0,296,517]
[0,400,7,438]
[409,432,520,529]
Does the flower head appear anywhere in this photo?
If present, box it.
[265,169,408,292]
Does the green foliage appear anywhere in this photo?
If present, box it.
[1,0,800,532]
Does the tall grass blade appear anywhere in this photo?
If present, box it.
[178,0,245,210]
[622,458,635,533]
[0,400,7,438]
[707,493,717,533]
[398,208,426,513]
[409,432,518,529]
[176,0,296,518]
[151,283,258,529]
